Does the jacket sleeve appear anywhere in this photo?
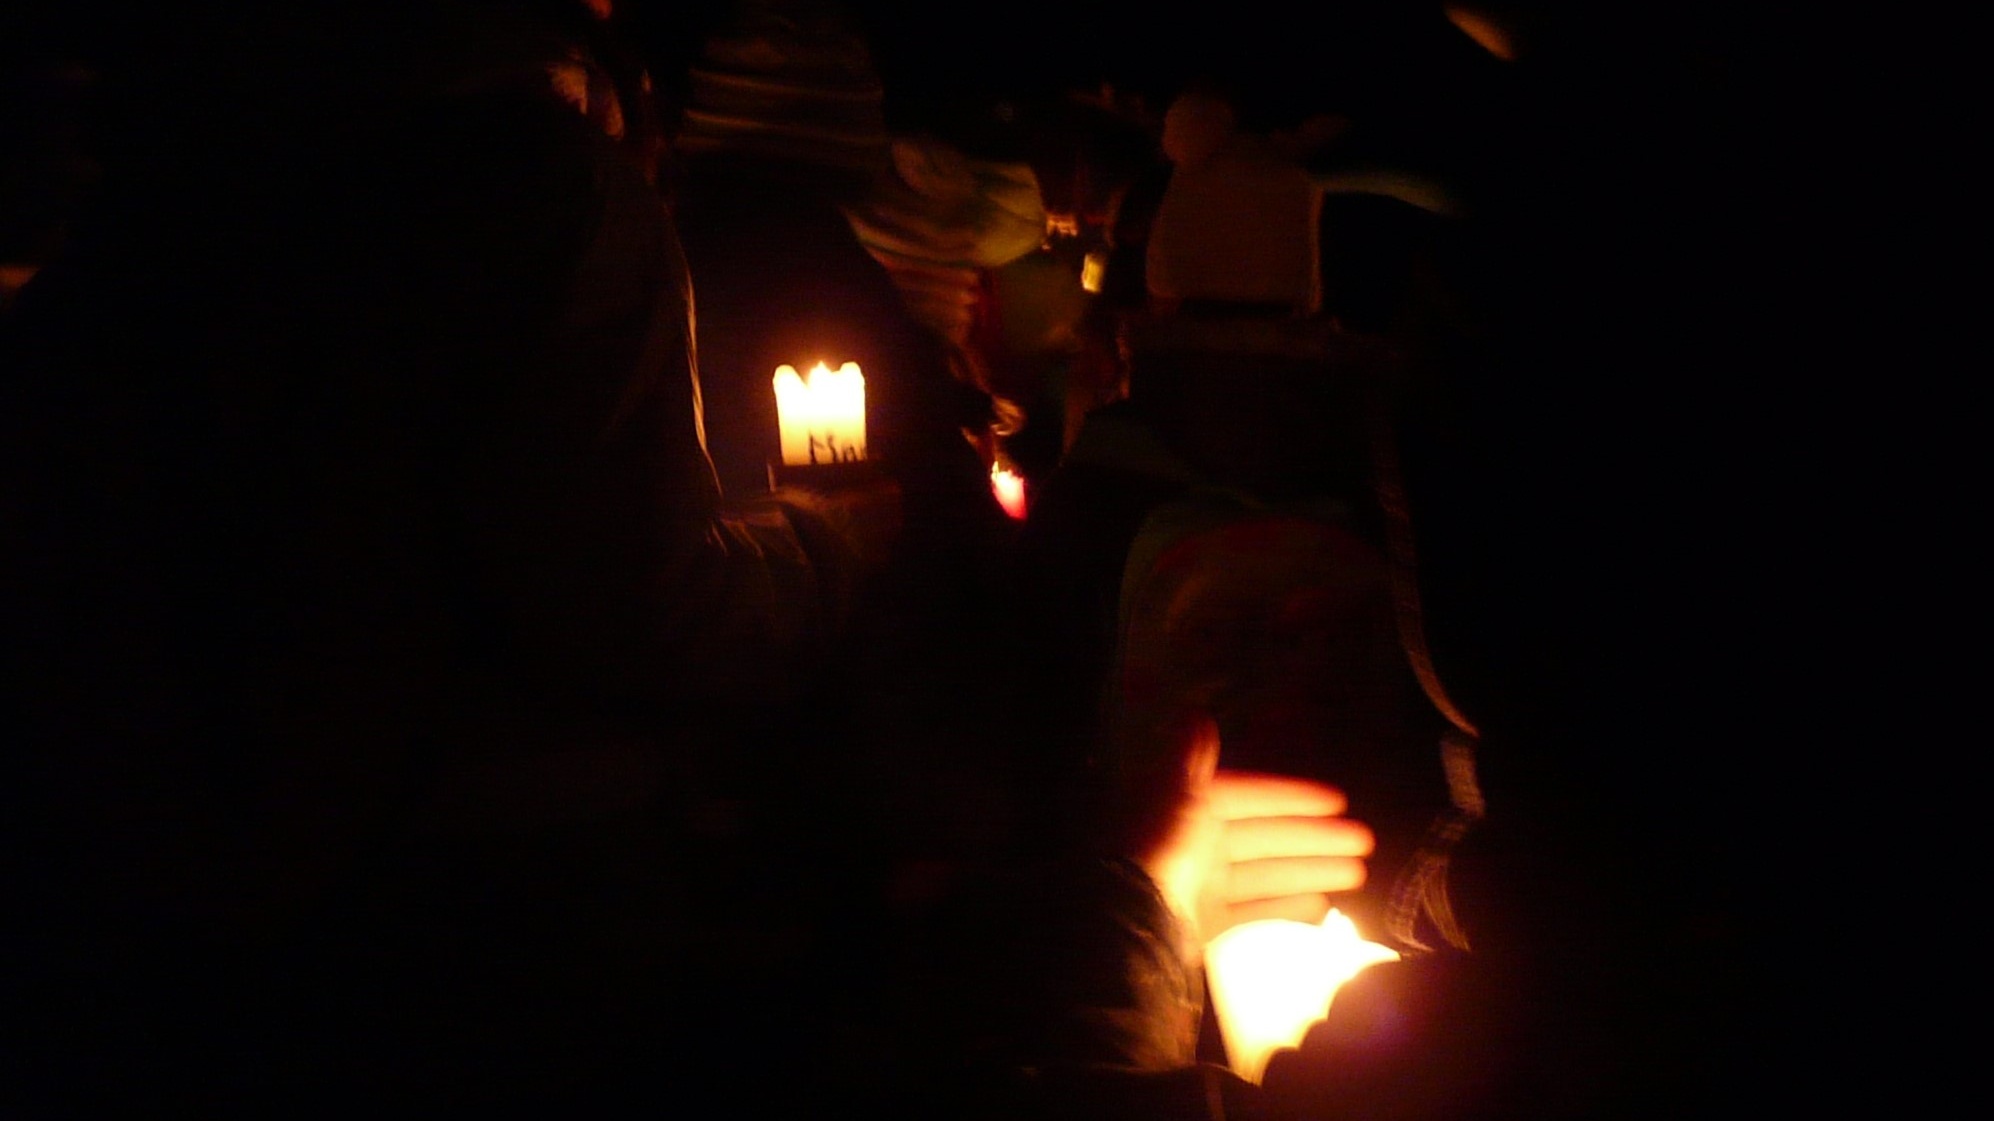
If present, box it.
[904,855,1287,1121]
[437,88,863,736]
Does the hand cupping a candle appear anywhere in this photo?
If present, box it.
[1102,503,1413,1086]
[1118,710,1375,951]
[1110,506,1389,949]
[1114,710,1417,1090]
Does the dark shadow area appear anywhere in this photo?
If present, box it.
[3,2,1814,1117]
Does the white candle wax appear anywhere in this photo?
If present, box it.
[774,361,867,466]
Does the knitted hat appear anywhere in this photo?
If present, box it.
[675,2,890,173]
[1145,91,1324,313]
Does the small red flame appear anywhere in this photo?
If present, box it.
[991,464,1027,520]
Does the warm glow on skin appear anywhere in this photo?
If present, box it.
[1121,714,1374,954]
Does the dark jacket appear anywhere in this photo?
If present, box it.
[0,15,1261,1118]
[0,25,871,1110]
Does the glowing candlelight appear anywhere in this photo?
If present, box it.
[991,463,1027,519]
[1080,250,1107,294]
[1204,908,1400,1084]
[774,361,867,466]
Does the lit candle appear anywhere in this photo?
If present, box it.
[1203,908,1401,1084]
[774,361,867,466]
[1080,250,1107,294]
[991,463,1027,519]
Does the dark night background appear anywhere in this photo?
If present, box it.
[3,1,1831,1115]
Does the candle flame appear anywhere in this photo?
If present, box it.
[991,463,1027,519]
[1204,908,1400,1084]
[774,361,866,466]
[1081,250,1107,294]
